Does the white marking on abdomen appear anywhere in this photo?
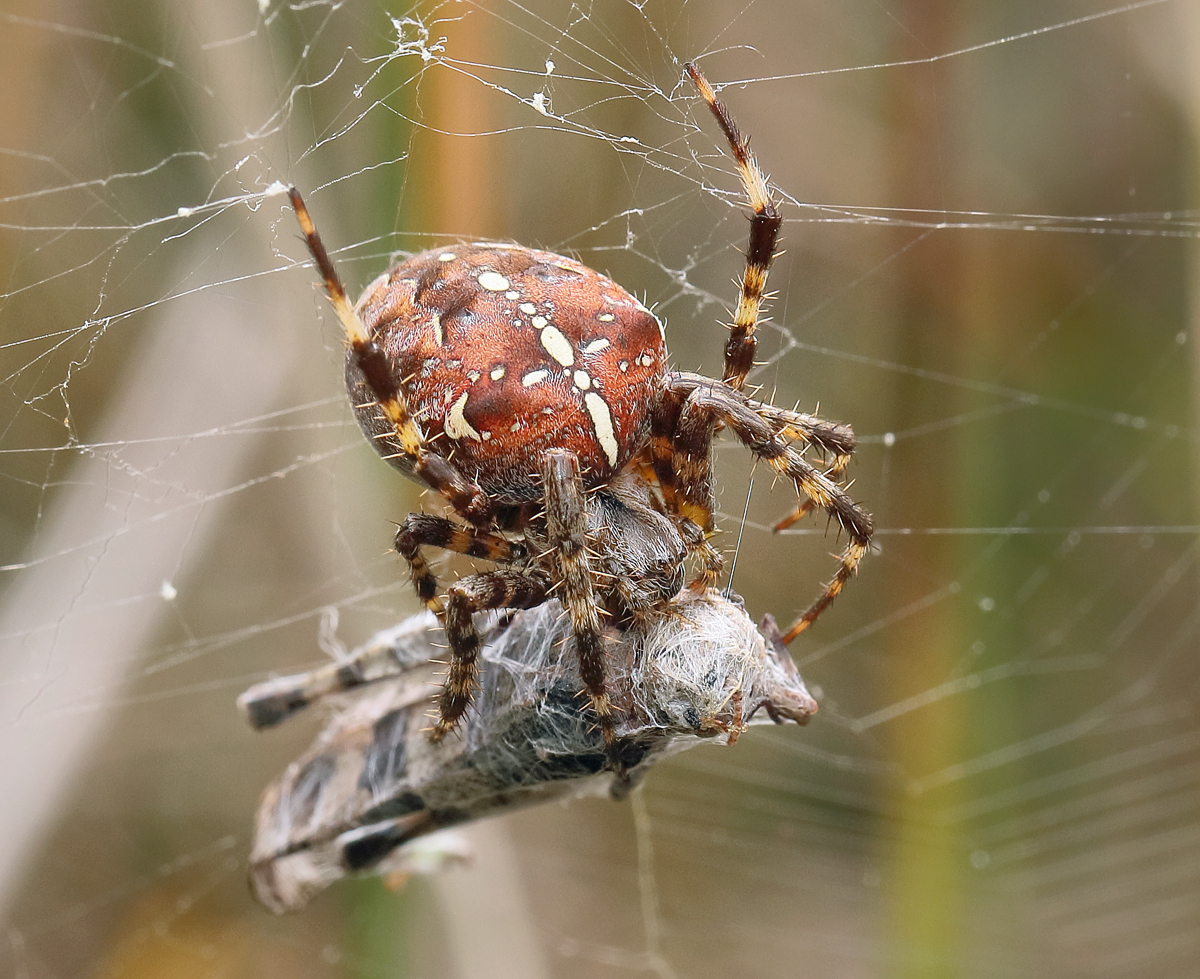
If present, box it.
[540,325,575,366]
[477,271,510,291]
[521,369,550,387]
[542,323,578,367]
[582,338,610,354]
[444,391,482,441]
[583,392,618,467]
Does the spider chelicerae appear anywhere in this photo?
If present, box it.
[286,62,873,748]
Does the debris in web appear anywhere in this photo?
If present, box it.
[239,588,818,914]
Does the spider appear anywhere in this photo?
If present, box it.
[286,62,872,748]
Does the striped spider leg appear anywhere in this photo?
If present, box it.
[634,65,872,639]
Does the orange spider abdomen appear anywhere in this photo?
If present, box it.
[347,243,666,502]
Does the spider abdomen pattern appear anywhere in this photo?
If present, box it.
[347,243,666,503]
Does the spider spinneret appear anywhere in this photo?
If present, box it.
[286,62,873,754]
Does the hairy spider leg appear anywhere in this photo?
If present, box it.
[394,514,528,617]
[637,393,722,587]
[542,450,617,746]
[432,569,551,741]
[684,70,868,550]
[665,377,872,641]
[771,454,851,532]
[661,397,726,590]
[685,63,782,392]
[778,537,870,643]
[754,403,857,531]
[657,62,785,585]
[288,188,493,524]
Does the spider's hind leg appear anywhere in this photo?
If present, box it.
[645,386,725,589]
[289,188,494,525]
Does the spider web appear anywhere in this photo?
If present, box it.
[1,0,1198,977]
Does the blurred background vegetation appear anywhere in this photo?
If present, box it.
[1,1,1197,977]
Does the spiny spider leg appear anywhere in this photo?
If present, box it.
[542,449,617,746]
[288,188,493,525]
[642,396,724,586]
[395,514,528,617]
[770,450,853,534]
[769,439,870,642]
[666,378,872,640]
[774,498,822,534]
[685,63,782,392]
[772,457,851,532]
[433,569,550,741]
[685,66,866,562]
[644,410,681,513]
[756,402,858,461]
[751,402,857,530]
[663,373,859,533]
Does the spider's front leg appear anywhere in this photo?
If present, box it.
[389,516,543,741]
[431,569,550,741]
[541,450,617,746]
[685,64,781,392]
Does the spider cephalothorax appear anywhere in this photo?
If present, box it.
[287,63,872,750]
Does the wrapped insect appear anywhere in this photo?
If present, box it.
[240,589,817,914]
